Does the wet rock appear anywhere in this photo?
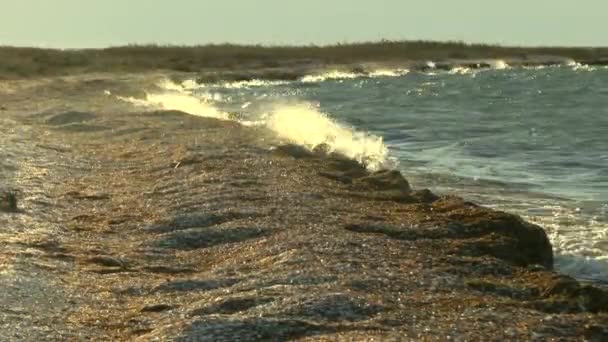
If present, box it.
[177,318,333,341]
[354,170,411,193]
[46,111,97,125]
[433,197,554,269]
[283,294,384,322]
[272,144,314,159]
[465,279,539,300]
[312,143,331,155]
[142,266,196,274]
[147,212,257,233]
[191,297,272,316]
[0,190,18,212]
[154,279,240,293]
[411,189,440,203]
[541,275,608,313]
[324,154,366,174]
[88,256,127,268]
[156,226,268,250]
[141,304,175,313]
[318,171,352,184]
[584,324,608,342]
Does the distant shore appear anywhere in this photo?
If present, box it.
[1,40,608,80]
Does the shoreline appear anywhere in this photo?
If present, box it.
[2,41,608,80]
[1,74,608,339]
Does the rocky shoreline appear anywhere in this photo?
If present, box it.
[192,56,605,84]
[1,75,607,340]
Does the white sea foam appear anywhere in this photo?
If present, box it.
[564,60,598,71]
[368,69,410,77]
[448,66,472,75]
[118,80,391,170]
[572,63,596,72]
[301,71,362,83]
[116,78,229,118]
[523,65,547,70]
[489,60,509,70]
[221,79,290,89]
[261,103,390,170]
[157,78,189,93]
[522,205,608,282]
[118,92,229,119]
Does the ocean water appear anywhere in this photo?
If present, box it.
[118,64,608,283]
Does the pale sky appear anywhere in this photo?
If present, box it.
[1,0,606,48]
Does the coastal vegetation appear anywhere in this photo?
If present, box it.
[1,40,608,79]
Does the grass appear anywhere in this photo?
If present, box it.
[1,40,608,79]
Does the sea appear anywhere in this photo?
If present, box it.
[118,62,608,283]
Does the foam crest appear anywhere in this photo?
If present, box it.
[519,204,608,282]
[301,71,362,83]
[489,60,509,70]
[449,66,472,75]
[221,79,289,89]
[263,103,390,170]
[568,61,597,72]
[369,69,410,77]
[118,92,228,119]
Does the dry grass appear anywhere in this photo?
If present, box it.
[1,40,607,79]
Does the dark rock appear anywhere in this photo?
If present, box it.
[312,143,331,155]
[156,226,268,250]
[191,297,272,316]
[411,189,439,203]
[154,279,240,293]
[581,59,608,66]
[46,111,97,126]
[142,266,196,274]
[284,294,384,322]
[542,275,608,313]
[318,171,352,184]
[465,279,539,299]
[355,170,411,193]
[0,190,18,212]
[324,155,366,174]
[584,324,608,342]
[141,304,175,313]
[180,318,333,341]
[272,144,314,159]
[88,256,127,268]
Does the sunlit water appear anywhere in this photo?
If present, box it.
[118,65,608,283]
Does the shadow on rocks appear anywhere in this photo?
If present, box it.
[154,278,241,293]
[177,317,336,342]
[155,226,269,250]
[0,190,19,212]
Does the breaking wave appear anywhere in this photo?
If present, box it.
[117,90,229,120]
[567,61,597,72]
[368,69,410,77]
[300,69,410,83]
[261,103,391,170]
[520,205,608,282]
[117,79,391,170]
[301,71,362,83]
[489,60,509,70]
[449,66,472,75]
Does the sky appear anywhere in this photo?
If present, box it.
[1,0,607,48]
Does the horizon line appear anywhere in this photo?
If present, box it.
[2,39,607,51]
